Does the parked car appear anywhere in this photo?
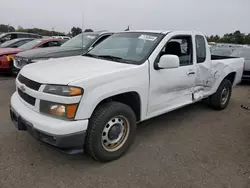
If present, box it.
[13,31,113,71]
[0,38,35,48]
[0,32,42,44]
[230,47,250,81]
[0,38,64,75]
[10,30,244,162]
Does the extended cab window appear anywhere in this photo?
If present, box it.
[195,35,206,63]
[159,36,193,66]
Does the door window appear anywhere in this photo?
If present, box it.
[38,42,50,48]
[159,35,193,66]
[18,33,28,38]
[48,41,61,47]
[10,34,18,40]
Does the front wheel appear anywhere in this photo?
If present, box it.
[209,79,232,110]
[85,102,137,162]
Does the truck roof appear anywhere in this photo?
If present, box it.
[88,31,115,35]
[116,30,205,36]
[120,30,171,34]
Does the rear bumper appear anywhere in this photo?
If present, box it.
[10,92,89,154]
[242,71,250,81]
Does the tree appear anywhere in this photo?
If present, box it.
[17,25,24,32]
[0,24,15,32]
[71,27,82,37]
[84,29,93,32]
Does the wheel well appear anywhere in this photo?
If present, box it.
[96,92,141,121]
[224,72,236,84]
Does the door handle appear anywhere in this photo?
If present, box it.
[187,71,195,75]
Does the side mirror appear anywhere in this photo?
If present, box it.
[157,55,180,69]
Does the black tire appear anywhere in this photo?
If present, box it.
[209,79,232,110]
[85,101,137,162]
[8,61,14,76]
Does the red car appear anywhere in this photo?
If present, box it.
[0,38,65,75]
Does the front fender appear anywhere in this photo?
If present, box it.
[73,68,149,120]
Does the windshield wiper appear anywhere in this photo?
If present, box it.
[97,55,123,61]
[84,53,99,58]
[84,54,132,63]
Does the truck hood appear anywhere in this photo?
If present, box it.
[0,48,23,55]
[20,56,135,85]
[16,46,85,59]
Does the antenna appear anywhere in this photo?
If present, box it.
[81,12,84,52]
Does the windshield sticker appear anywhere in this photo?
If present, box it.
[138,35,157,41]
[86,35,96,39]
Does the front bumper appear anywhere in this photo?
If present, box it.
[10,92,89,154]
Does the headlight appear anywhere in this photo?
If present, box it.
[40,100,78,119]
[31,58,51,63]
[43,85,83,96]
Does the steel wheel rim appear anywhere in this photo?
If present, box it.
[221,86,229,105]
[101,115,130,152]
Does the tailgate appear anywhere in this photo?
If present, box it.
[244,60,250,71]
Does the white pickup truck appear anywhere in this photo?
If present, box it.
[10,30,244,162]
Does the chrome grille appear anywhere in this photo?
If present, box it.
[18,88,36,106]
[18,74,41,91]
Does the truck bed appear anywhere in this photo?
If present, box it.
[211,56,244,86]
[211,55,238,60]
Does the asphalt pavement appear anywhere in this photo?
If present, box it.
[0,77,250,188]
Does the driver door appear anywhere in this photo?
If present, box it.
[147,33,196,118]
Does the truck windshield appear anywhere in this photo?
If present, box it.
[61,33,98,48]
[85,32,163,64]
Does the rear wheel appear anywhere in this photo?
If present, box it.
[85,101,137,162]
[209,79,232,110]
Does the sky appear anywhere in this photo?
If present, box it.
[1,0,250,36]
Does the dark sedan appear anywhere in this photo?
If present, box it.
[13,31,113,71]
